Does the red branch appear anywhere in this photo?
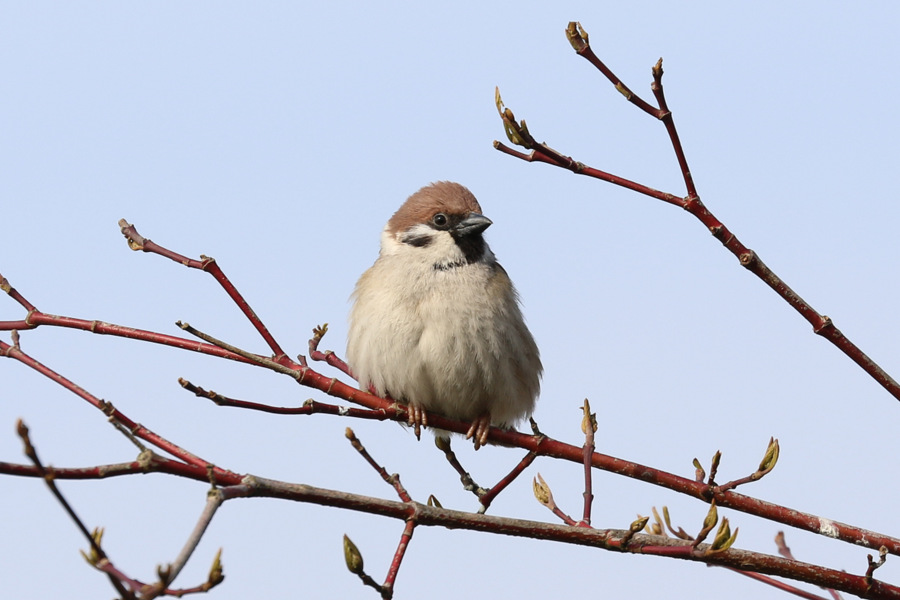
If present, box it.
[383,520,415,599]
[13,443,890,599]
[6,280,900,563]
[495,22,900,404]
[241,477,900,600]
[0,309,257,365]
[477,451,537,511]
[118,219,288,361]
[5,314,899,557]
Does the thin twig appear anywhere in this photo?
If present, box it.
[166,484,247,585]
[179,379,389,419]
[580,399,597,527]
[345,428,412,503]
[719,566,834,600]
[16,421,110,569]
[308,323,354,378]
[477,450,538,514]
[776,532,843,600]
[381,519,416,599]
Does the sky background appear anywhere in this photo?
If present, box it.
[3,2,900,599]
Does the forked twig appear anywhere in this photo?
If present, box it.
[119,219,288,361]
[494,21,900,404]
[308,323,354,378]
[476,450,538,513]
[344,428,418,597]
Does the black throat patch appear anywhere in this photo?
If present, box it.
[400,228,487,271]
[433,236,486,271]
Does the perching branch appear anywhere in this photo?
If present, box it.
[3,250,900,557]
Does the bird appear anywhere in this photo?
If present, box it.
[347,181,542,449]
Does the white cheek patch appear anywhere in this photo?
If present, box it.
[399,223,436,248]
[393,225,467,270]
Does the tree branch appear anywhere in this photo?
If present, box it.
[494,21,900,404]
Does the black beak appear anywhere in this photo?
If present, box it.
[453,212,492,237]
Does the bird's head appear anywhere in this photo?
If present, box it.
[383,181,494,270]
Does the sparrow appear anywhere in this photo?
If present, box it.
[347,181,542,449]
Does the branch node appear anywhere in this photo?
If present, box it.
[614,81,633,100]
[814,315,834,334]
[866,545,889,586]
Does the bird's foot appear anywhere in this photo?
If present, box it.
[466,413,492,450]
[407,404,428,440]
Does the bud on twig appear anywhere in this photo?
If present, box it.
[79,527,105,567]
[580,399,597,435]
[692,458,706,482]
[630,515,650,533]
[693,501,718,547]
[494,87,535,149]
[208,548,225,586]
[532,473,552,507]
[708,518,739,554]
[757,437,780,476]
[619,516,650,548]
[343,534,364,575]
[709,450,722,484]
[565,21,589,53]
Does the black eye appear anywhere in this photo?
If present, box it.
[432,213,448,227]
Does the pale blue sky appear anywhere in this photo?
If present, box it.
[3,3,900,598]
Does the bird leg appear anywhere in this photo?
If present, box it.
[407,403,428,440]
[466,412,492,450]
[434,436,488,498]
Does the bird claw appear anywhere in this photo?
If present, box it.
[408,404,428,440]
[466,413,492,450]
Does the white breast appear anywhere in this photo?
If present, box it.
[347,228,540,428]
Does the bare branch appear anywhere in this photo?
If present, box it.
[494,22,900,404]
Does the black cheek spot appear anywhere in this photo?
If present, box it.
[402,233,433,248]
